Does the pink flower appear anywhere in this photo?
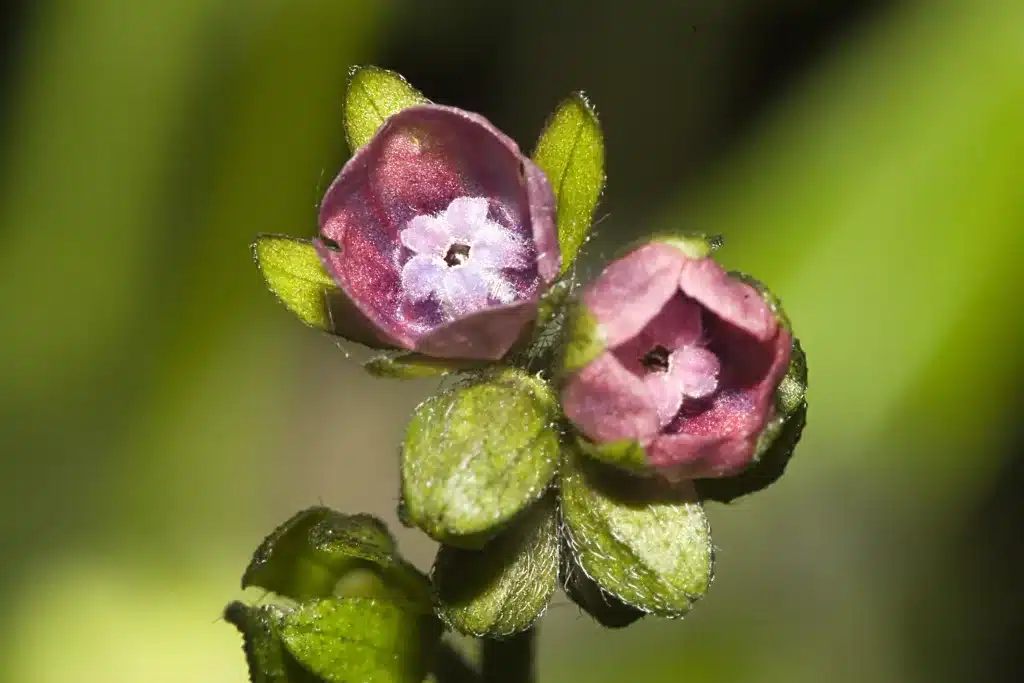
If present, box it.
[561,240,792,480]
[315,105,559,360]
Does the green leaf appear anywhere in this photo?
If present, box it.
[559,301,606,377]
[433,494,559,637]
[243,506,432,609]
[223,602,321,683]
[253,235,338,331]
[561,447,714,617]
[344,66,429,151]
[280,598,440,683]
[401,369,560,547]
[532,93,605,273]
[363,352,488,380]
[560,549,644,629]
[253,234,396,349]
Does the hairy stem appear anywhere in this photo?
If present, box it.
[481,627,536,683]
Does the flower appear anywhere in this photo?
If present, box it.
[315,104,559,360]
[561,239,792,480]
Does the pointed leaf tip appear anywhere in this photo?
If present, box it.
[253,235,338,331]
[532,92,605,273]
[344,66,429,151]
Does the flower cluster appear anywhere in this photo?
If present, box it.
[234,66,808,682]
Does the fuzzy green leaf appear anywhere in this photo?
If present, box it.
[532,93,605,273]
[253,235,338,331]
[223,602,321,683]
[560,549,644,629]
[401,369,560,547]
[253,235,395,349]
[561,448,714,617]
[242,507,432,609]
[344,66,429,151]
[280,598,440,683]
[433,494,559,637]
[363,352,488,380]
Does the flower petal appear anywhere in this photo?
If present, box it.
[647,432,760,480]
[562,352,661,445]
[642,370,685,428]
[400,215,451,256]
[522,159,560,283]
[443,266,490,317]
[672,345,720,400]
[645,294,704,350]
[583,244,686,349]
[443,196,491,242]
[400,254,447,303]
[415,299,538,360]
[679,259,777,341]
[471,235,530,270]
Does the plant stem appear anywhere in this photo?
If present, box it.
[481,627,536,683]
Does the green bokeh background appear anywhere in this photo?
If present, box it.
[2,0,1022,681]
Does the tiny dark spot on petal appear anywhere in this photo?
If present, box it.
[321,237,341,251]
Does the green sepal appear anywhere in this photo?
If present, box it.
[560,546,644,629]
[279,598,441,683]
[574,434,648,474]
[252,235,394,349]
[696,274,809,503]
[559,300,606,377]
[363,352,487,380]
[401,368,560,547]
[433,494,559,638]
[344,66,429,152]
[613,232,722,263]
[252,235,337,332]
[532,93,605,273]
[561,447,714,617]
[242,506,432,610]
[224,602,322,683]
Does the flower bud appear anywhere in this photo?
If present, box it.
[242,506,431,609]
[432,494,559,638]
[560,446,714,617]
[401,368,560,547]
[226,598,440,683]
[560,235,798,482]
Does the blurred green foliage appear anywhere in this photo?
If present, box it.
[1,1,1022,682]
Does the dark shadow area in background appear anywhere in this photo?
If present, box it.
[378,0,889,216]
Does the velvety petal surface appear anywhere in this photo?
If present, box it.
[561,352,661,445]
[582,244,685,349]
[679,258,777,341]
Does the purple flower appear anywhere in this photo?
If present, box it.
[562,242,792,480]
[315,105,559,360]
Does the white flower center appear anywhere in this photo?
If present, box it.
[398,196,529,319]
